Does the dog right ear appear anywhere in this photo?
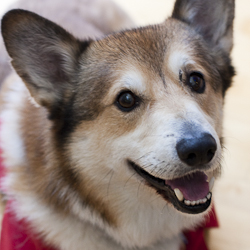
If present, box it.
[1,9,91,109]
[172,0,235,54]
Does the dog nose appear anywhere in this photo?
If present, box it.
[176,133,217,167]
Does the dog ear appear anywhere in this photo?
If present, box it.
[172,0,235,54]
[1,9,91,109]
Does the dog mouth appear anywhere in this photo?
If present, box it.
[128,160,214,214]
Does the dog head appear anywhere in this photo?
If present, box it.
[1,0,234,224]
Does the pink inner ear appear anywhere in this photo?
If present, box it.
[165,172,209,201]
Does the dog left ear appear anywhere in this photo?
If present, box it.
[1,9,91,110]
[172,0,235,54]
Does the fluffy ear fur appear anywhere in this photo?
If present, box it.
[172,0,235,54]
[1,9,91,109]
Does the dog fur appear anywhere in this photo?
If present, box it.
[0,0,235,249]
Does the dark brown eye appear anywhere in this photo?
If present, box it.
[188,72,205,93]
[116,91,138,112]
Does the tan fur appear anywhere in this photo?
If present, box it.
[0,0,235,249]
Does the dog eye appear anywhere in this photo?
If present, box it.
[188,72,205,93]
[116,91,138,112]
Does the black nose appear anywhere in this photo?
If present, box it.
[176,133,217,167]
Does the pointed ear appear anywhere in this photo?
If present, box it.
[172,0,235,54]
[1,9,91,109]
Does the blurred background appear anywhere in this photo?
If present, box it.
[0,0,250,249]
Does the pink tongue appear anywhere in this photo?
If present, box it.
[165,172,209,201]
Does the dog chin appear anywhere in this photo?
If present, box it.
[128,160,215,215]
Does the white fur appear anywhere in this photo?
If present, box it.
[168,50,202,76]
[0,74,27,169]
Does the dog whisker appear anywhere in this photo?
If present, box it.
[101,169,114,182]
[137,182,142,198]
[124,172,137,188]
[161,203,168,215]
[134,151,154,162]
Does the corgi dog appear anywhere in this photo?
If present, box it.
[0,0,235,249]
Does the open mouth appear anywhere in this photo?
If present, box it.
[128,160,214,214]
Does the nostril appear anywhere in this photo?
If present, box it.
[207,148,216,162]
[186,153,198,166]
[187,153,196,161]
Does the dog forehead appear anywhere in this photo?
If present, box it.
[89,24,168,71]
[88,20,209,82]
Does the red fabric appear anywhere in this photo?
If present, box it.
[184,205,219,250]
[1,202,56,250]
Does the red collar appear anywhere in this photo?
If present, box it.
[0,123,218,250]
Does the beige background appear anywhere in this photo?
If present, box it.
[0,0,250,249]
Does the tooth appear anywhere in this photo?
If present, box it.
[209,177,215,191]
[174,188,184,201]
[206,173,213,182]
[185,200,191,206]
[207,193,211,200]
[202,198,207,203]
[206,175,209,182]
[191,201,196,206]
